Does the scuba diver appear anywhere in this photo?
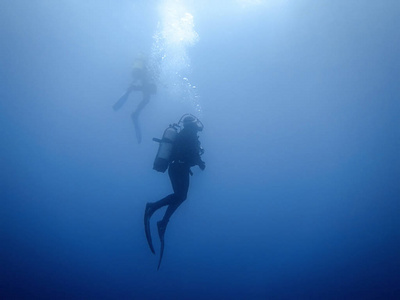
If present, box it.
[144,114,205,269]
[113,53,157,143]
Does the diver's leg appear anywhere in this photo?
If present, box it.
[145,194,175,234]
[113,84,135,111]
[145,193,176,254]
[146,194,175,215]
[147,163,183,224]
[132,92,150,119]
[131,93,150,143]
[156,198,185,255]
[169,163,190,201]
[156,165,190,268]
[144,203,156,254]
[158,165,190,232]
[158,199,184,227]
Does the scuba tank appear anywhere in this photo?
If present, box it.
[152,123,179,172]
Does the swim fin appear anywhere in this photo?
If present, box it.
[132,114,142,144]
[144,203,155,254]
[157,221,166,270]
[113,90,131,111]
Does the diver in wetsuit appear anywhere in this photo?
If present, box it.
[144,115,205,269]
[113,53,157,143]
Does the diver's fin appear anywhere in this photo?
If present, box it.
[157,221,166,270]
[113,90,131,111]
[144,204,155,254]
[132,114,142,144]
[157,241,164,270]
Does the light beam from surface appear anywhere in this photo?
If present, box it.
[150,0,201,112]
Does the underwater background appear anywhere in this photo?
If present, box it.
[1,1,399,299]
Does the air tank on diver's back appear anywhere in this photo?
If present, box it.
[152,124,179,172]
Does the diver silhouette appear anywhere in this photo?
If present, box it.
[113,53,157,143]
[144,114,205,270]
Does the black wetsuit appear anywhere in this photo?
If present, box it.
[148,127,205,229]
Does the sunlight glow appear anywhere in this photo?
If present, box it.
[150,0,200,112]
[236,0,263,8]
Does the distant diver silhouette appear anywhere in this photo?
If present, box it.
[113,53,157,143]
[144,114,205,269]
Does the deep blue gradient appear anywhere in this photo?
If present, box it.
[1,1,399,299]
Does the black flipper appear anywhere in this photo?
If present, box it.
[144,204,155,254]
[157,221,166,270]
[132,114,142,144]
[113,90,131,111]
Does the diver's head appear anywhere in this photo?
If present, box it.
[182,115,203,132]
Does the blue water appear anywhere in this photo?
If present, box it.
[1,1,399,299]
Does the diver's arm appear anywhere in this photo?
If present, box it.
[194,144,205,170]
[196,138,205,170]
[198,159,205,170]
